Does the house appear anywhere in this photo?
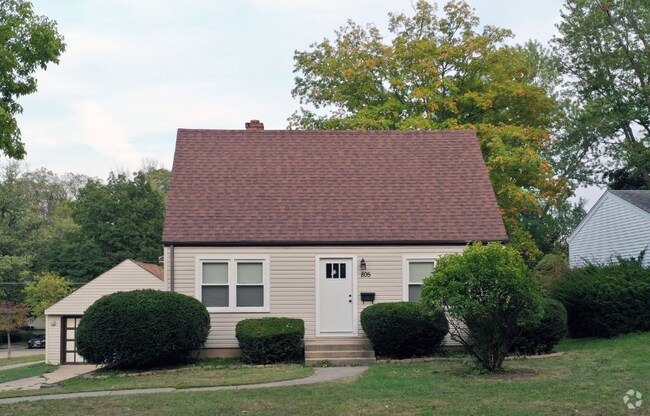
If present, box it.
[44,259,165,365]
[568,190,650,268]
[162,120,507,365]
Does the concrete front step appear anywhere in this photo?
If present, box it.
[305,350,375,359]
[305,357,376,367]
[305,342,374,352]
[304,338,376,366]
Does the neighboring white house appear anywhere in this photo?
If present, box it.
[161,121,508,364]
[44,259,164,365]
[568,190,650,268]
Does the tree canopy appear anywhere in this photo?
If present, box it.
[554,0,650,189]
[291,0,568,259]
[23,272,72,317]
[0,0,65,159]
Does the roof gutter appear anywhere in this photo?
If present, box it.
[160,239,509,247]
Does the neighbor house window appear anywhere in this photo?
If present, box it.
[196,256,270,312]
[403,256,438,302]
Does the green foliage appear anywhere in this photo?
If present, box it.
[0,329,42,344]
[534,253,570,292]
[0,163,87,302]
[0,0,66,159]
[235,318,304,364]
[554,0,650,189]
[360,302,448,358]
[71,171,165,275]
[510,298,567,355]
[76,290,210,369]
[552,256,650,338]
[421,242,543,372]
[291,0,567,259]
[23,272,72,317]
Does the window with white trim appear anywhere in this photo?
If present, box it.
[197,256,269,312]
[403,257,437,302]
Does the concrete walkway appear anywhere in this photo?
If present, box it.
[0,366,368,405]
[0,361,45,371]
[0,365,97,392]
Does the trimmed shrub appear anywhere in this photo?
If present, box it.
[421,242,543,372]
[534,254,569,292]
[236,318,304,364]
[510,298,567,355]
[552,257,650,338]
[76,289,210,369]
[360,302,448,358]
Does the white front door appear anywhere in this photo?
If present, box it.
[318,258,354,335]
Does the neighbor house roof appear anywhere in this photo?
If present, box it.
[130,259,164,280]
[162,127,507,245]
[610,190,650,214]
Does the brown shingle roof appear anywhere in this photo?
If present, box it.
[162,129,507,245]
[130,259,164,280]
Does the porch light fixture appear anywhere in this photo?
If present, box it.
[360,258,367,271]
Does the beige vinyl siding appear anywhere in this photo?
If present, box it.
[166,245,465,349]
[45,260,165,316]
[45,315,61,364]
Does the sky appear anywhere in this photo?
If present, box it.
[13,0,603,207]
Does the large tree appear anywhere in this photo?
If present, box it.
[554,0,650,189]
[290,0,567,259]
[70,171,165,276]
[0,0,65,159]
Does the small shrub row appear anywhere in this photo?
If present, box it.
[552,257,650,338]
[236,317,304,364]
[0,330,43,344]
[360,302,448,358]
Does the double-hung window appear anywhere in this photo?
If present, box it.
[403,255,438,302]
[197,255,270,312]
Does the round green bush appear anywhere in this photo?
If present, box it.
[510,298,567,355]
[360,302,448,358]
[236,317,304,364]
[76,289,210,369]
[552,258,650,338]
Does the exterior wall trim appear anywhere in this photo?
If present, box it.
[315,255,358,338]
[402,254,443,301]
[194,254,271,313]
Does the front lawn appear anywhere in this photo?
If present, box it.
[0,364,57,384]
[2,333,650,415]
[0,359,312,399]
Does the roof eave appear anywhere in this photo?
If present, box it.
[161,238,509,247]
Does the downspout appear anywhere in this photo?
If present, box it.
[169,245,175,292]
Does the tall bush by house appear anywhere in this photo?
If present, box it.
[76,290,210,369]
[360,302,448,358]
[534,254,569,292]
[236,318,304,364]
[421,242,543,372]
[552,256,650,338]
[510,297,568,355]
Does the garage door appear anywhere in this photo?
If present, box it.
[61,316,85,364]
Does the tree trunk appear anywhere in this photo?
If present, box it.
[6,331,11,360]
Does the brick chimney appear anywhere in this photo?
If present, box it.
[245,119,264,130]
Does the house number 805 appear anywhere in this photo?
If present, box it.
[361,271,372,278]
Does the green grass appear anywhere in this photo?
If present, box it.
[0,364,57,384]
[2,333,650,415]
[0,360,312,399]
[0,354,44,367]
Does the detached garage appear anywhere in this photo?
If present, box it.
[45,259,165,364]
